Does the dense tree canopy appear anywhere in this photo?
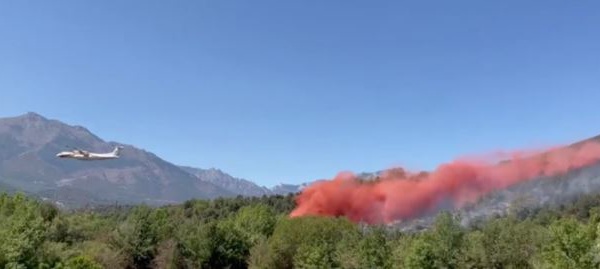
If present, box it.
[3,190,600,268]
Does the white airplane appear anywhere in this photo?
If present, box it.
[56,146,124,160]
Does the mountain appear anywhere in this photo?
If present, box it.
[180,166,315,196]
[270,183,303,194]
[180,166,273,196]
[0,112,237,208]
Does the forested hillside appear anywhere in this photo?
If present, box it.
[3,189,600,269]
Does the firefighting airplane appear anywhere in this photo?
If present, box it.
[56,146,124,160]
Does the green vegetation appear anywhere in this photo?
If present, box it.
[4,191,600,268]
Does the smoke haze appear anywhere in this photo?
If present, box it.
[290,139,600,224]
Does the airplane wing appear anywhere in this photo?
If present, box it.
[75,149,90,156]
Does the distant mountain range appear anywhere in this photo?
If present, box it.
[0,112,306,208]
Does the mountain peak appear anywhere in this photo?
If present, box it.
[21,112,48,121]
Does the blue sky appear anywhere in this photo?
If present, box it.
[1,1,599,187]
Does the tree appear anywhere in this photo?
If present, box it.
[111,205,161,269]
[403,235,436,269]
[232,204,277,246]
[174,220,215,268]
[265,216,357,269]
[356,227,392,269]
[55,255,104,269]
[468,217,546,268]
[174,218,250,269]
[429,212,466,268]
[0,193,48,268]
[541,217,598,268]
[293,240,337,269]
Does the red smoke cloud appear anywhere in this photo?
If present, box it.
[290,139,600,224]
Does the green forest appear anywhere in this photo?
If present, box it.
[3,191,600,269]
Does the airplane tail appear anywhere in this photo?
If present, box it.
[112,146,124,156]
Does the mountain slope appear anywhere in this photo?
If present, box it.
[392,134,600,232]
[180,166,315,196]
[180,166,273,196]
[0,112,235,207]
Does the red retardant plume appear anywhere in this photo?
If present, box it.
[289,139,600,224]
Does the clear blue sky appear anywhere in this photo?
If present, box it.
[1,1,599,187]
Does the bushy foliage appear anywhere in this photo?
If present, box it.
[5,190,600,268]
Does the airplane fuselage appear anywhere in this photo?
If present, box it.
[56,146,123,161]
[56,152,119,160]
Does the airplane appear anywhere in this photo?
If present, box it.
[56,146,124,160]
